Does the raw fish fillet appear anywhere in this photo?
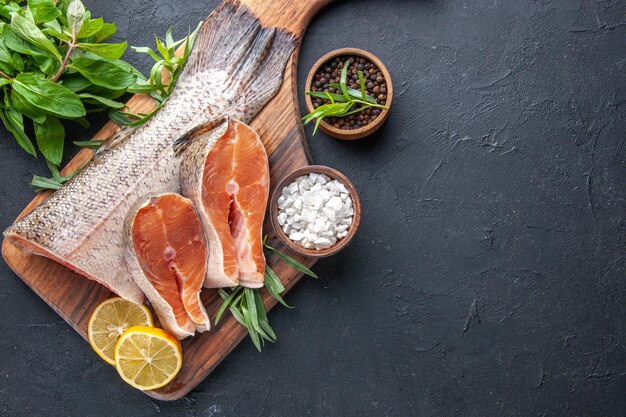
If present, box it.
[2,1,296,303]
[180,119,269,288]
[125,193,209,339]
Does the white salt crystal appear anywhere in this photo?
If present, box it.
[289,232,303,241]
[287,182,298,195]
[336,182,349,194]
[326,196,343,212]
[312,195,324,210]
[302,190,316,204]
[314,237,332,249]
[322,207,336,222]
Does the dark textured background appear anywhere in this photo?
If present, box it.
[1,0,625,416]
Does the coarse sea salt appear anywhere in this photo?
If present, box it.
[277,173,353,250]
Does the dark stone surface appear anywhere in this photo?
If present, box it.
[1,0,625,415]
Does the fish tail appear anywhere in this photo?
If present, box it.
[179,0,297,121]
[233,28,297,119]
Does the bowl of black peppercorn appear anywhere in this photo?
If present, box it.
[304,48,393,140]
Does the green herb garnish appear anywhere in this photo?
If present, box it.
[0,0,144,189]
[303,59,388,135]
[73,139,103,149]
[109,24,201,126]
[0,0,202,191]
[216,237,317,352]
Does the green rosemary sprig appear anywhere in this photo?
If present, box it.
[31,161,83,192]
[216,237,317,352]
[73,139,103,149]
[303,59,388,135]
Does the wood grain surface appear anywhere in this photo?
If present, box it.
[1,0,334,401]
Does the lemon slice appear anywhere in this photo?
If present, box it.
[114,325,183,391]
[88,297,154,365]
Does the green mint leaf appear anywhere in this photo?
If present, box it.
[12,72,86,118]
[29,0,60,23]
[66,0,85,38]
[0,36,12,64]
[77,41,127,60]
[46,160,60,178]
[10,52,23,71]
[77,17,103,38]
[10,8,62,61]
[69,56,136,90]
[58,73,91,92]
[0,107,36,157]
[3,30,55,74]
[71,116,90,128]
[34,116,64,166]
[10,89,47,123]
[94,22,116,42]
[42,25,72,42]
[0,3,21,21]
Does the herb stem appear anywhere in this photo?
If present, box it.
[0,70,11,80]
[51,40,76,83]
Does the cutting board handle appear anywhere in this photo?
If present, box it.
[238,0,336,36]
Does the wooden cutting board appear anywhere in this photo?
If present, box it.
[1,0,334,401]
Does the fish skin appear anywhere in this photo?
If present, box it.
[3,0,296,304]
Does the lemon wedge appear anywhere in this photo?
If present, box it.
[114,325,183,390]
[88,297,154,365]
